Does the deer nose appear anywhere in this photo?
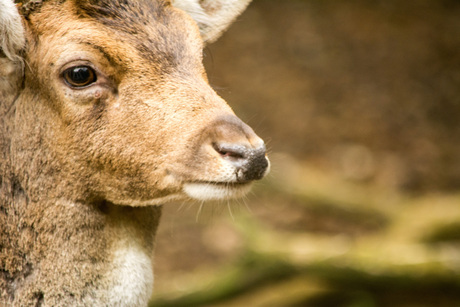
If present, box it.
[213,142,269,182]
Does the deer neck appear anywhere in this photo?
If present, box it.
[0,188,162,306]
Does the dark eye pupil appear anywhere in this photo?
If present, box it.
[70,67,90,82]
[64,66,96,87]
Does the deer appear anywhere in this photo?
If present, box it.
[0,0,269,305]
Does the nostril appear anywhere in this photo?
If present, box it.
[213,143,246,160]
[219,150,244,159]
[213,142,269,182]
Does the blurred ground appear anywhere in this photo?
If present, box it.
[150,1,460,306]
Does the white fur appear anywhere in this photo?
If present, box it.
[183,182,252,200]
[0,0,25,62]
[107,243,154,307]
[172,0,252,42]
[183,152,269,201]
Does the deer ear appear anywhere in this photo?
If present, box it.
[0,0,25,62]
[172,0,252,43]
[0,0,25,103]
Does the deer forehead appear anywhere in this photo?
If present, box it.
[26,0,204,77]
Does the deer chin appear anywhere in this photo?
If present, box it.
[183,181,253,201]
[105,193,185,207]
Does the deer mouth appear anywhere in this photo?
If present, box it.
[183,181,253,201]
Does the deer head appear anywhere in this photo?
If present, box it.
[1,0,269,207]
[1,0,269,305]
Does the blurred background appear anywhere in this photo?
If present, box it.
[150,1,460,306]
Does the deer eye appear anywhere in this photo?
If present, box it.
[63,66,97,88]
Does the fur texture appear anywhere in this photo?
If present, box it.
[0,0,267,305]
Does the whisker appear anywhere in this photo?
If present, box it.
[227,199,235,221]
[241,195,252,214]
[177,201,187,212]
[195,200,205,222]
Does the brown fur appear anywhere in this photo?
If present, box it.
[1,0,266,305]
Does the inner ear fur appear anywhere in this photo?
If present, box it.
[0,0,25,103]
[0,0,26,62]
[172,0,252,43]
